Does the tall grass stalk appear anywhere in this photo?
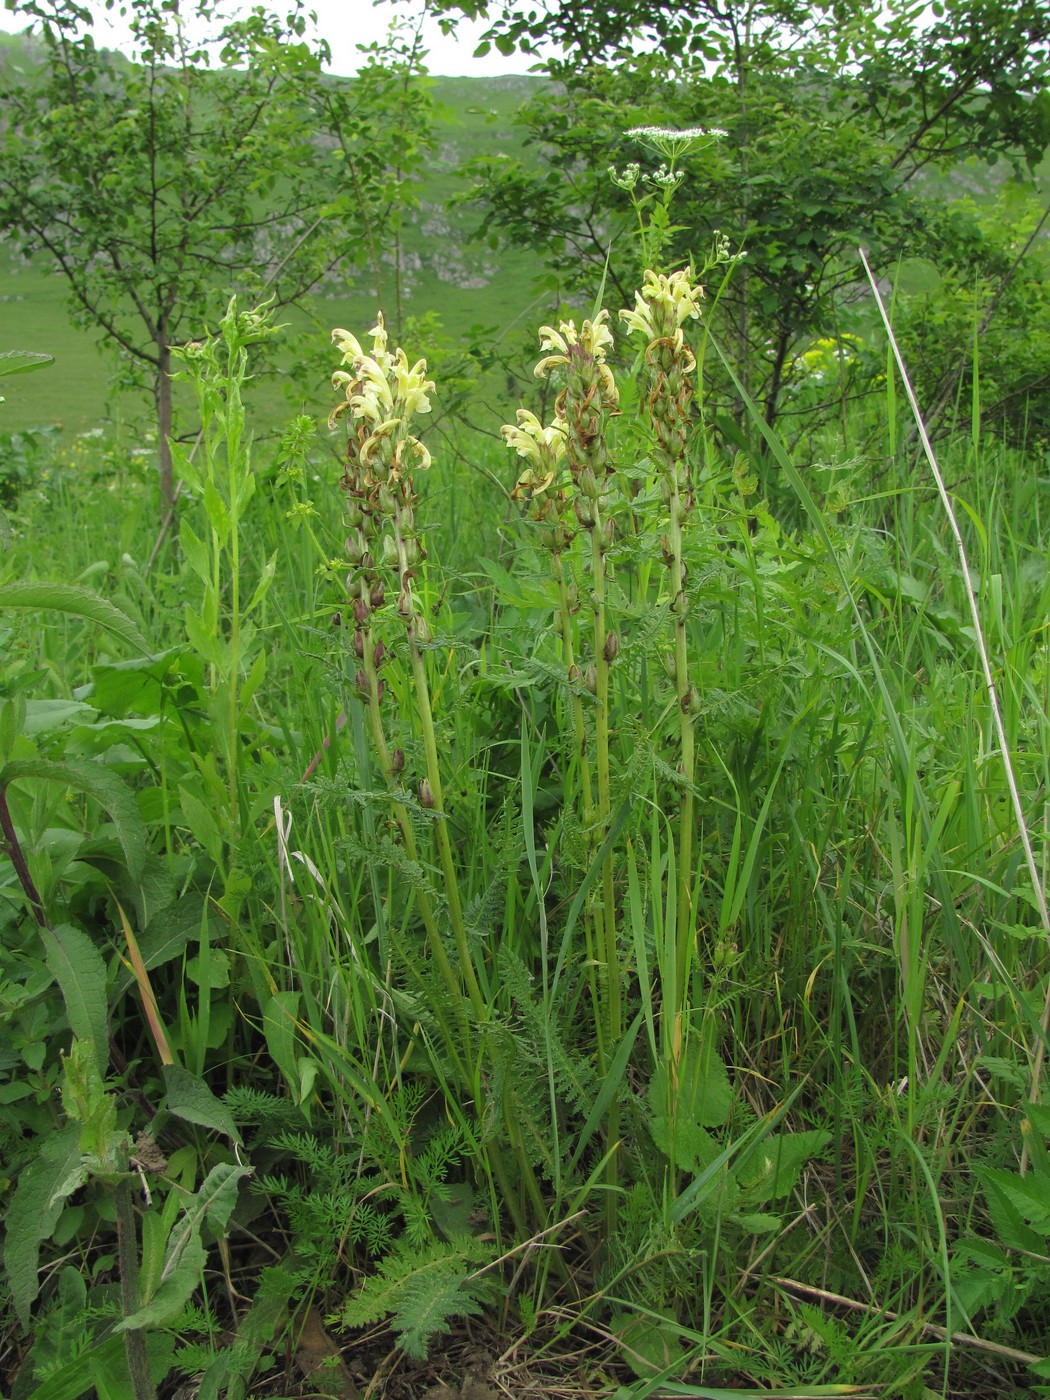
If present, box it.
[860,248,1050,1159]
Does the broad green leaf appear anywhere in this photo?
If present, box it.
[611,1310,686,1380]
[162,1064,241,1142]
[3,1122,82,1325]
[23,698,98,735]
[0,756,146,881]
[244,550,277,616]
[0,350,55,378]
[41,924,108,1080]
[979,1166,1050,1236]
[0,581,150,654]
[177,781,224,865]
[25,1334,127,1400]
[120,1164,249,1329]
[738,1130,832,1204]
[184,606,225,671]
[202,478,231,544]
[179,517,213,587]
[112,893,208,997]
[264,990,303,1098]
[118,1226,206,1330]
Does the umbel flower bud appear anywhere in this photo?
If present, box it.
[604,631,620,663]
[392,748,405,774]
[584,665,597,694]
[418,778,435,808]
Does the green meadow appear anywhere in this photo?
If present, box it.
[3,14,1050,1400]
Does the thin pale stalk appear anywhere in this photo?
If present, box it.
[860,246,1050,1168]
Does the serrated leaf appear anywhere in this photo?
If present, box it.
[0,756,146,881]
[162,1064,241,1142]
[0,581,150,654]
[342,1246,488,1362]
[3,1122,82,1325]
[40,923,108,1079]
[739,1129,832,1204]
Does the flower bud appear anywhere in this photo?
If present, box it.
[574,497,595,529]
[663,652,678,680]
[331,611,342,628]
[566,582,580,614]
[680,686,700,715]
[418,778,435,808]
[355,668,370,698]
[392,747,405,773]
[397,589,414,621]
[352,595,370,625]
[578,465,599,499]
[369,578,385,610]
[373,639,386,667]
[568,663,582,688]
[376,679,387,702]
[603,631,619,663]
[353,628,365,658]
[411,611,430,645]
[585,665,597,694]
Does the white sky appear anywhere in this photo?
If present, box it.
[0,0,546,76]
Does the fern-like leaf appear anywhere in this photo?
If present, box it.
[340,1241,492,1361]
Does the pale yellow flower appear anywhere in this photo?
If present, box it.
[619,269,704,344]
[501,409,568,467]
[534,310,615,378]
[392,348,435,417]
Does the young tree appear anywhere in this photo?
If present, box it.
[0,0,432,504]
[445,0,1050,433]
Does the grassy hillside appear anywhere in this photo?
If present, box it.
[0,40,551,437]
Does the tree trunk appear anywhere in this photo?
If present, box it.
[154,341,174,508]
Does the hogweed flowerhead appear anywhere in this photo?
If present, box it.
[625,125,727,167]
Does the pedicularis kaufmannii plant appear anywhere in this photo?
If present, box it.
[327,130,745,1242]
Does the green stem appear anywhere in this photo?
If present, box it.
[555,557,604,1056]
[407,639,487,1023]
[114,1179,157,1400]
[588,506,620,1233]
[668,481,696,1045]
